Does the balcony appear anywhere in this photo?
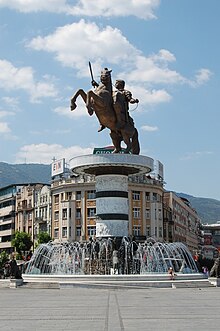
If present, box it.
[35,217,46,224]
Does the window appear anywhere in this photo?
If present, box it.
[54,228,59,238]
[133,207,140,218]
[62,227,67,237]
[146,226,151,237]
[76,208,81,219]
[87,226,96,236]
[146,209,150,219]
[54,211,59,220]
[87,208,96,217]
[54,195,59,203]
[87,190,96,199]
[62,208,67,219]
[146,192,150,201]
[76,191,81,200]
[133,225,141,236]
[153,193,157,201]
[158,209,162,220]
[66,192,72,200]
[159,227,163,237]
[132,191,140,201]
[76,226,81,237]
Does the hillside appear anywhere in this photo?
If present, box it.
[0,162,219,224]
[0,162,51,188]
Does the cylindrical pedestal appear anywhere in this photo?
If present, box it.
[95,174,128,238]
[69,154,154,239]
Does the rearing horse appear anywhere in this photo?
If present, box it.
[70,68,140,155]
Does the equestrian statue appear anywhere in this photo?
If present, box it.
[70,63,140,154]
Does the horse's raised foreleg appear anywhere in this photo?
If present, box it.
[70,89,87,111]
[86,90,95,115]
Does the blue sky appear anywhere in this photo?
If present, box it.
[0,0,219,200]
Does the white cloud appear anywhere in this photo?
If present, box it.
[0,0,69,13]
[1,97,20,110]
[0,59,58,103]
[127,85,172,106]
[27,20,138,73]
[53,103,88,118]
[0,110,15,118]
[27,21,211,110]
[15,143,93,163]
[141,125,158,132]
[0,0,160,19]
[189,69,213,87]
[180,151,213,161]
[69,0,160,20]
[124,53,185,84]
[0,122,10,133]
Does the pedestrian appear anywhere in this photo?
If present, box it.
[168,267,175,280]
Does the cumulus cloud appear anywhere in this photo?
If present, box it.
[141,125,158,132]
[15,143,93,163]
[127,85,172,106]
[69,0,160,20]
[189,69,213,87]
[27,21,211,112]
[27,20,138,74]
[0,0,160,19]
[0,122,10,133]
[0,59,58,103]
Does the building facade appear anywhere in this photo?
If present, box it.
[163,192,202,254]
[0,177,203,255]
[16,183,51,245]
[0,185,20,253]
[50,174,165,243]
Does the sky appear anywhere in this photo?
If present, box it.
[0,0,219,200]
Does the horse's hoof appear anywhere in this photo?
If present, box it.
[70,102,77,111]
[112,149,120,153]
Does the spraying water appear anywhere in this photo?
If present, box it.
[25,237,198,275]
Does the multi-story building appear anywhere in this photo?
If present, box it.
[163,192,202,254]
[15,183,50,245]
[0,185,20,253]
[34,185,51,238]
[51,174,165,243]
[0,176,203,255]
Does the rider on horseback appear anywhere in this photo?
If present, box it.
[95,79,139,132]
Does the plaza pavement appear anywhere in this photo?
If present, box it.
[0,286,219,331]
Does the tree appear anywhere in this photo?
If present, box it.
[37,231,52,245]
[0,251,8,270]
[11,231,33,255]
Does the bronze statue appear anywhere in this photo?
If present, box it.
[70,65,140,154]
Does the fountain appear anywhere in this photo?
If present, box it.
[25,238,198,276]
[23,66,206,288]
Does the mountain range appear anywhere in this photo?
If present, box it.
[0,162,219,224]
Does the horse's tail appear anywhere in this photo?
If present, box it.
[131,128,140,155]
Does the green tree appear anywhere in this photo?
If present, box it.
[37,231,52,245]
[0,251,8,270]
[11,231,33,255]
